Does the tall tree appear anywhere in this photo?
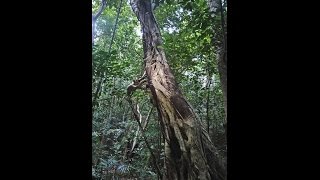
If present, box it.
[129,0,226,179]
[208,0,227,124]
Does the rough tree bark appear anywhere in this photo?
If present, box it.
[217,40,227,121]
[217,0,227,123]
[130,0,226,179]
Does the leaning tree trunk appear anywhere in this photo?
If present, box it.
[130,1,226,179]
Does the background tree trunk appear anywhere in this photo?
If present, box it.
[208,0,227,125]
[130,0,226,179]
[217,34,227,126]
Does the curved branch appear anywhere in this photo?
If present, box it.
[92,0,107,46]
[93,0,107,21]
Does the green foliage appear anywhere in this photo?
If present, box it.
[92,0,227,179]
